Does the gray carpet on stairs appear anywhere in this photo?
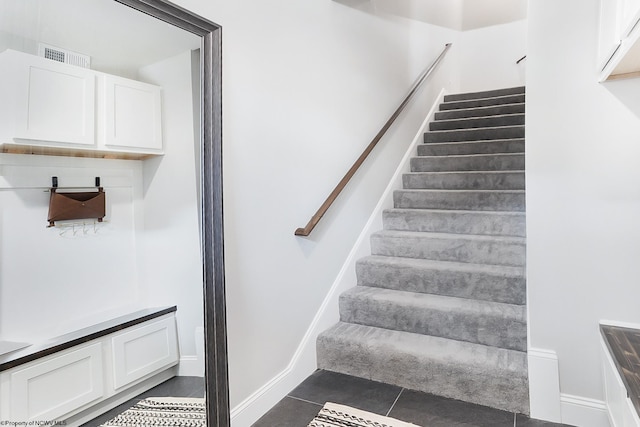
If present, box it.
[316,86,529,414]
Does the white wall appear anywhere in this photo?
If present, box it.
[458,19,527,93]
[137,51,204,373]
[0,154,144,342]
[171,0,457,413]
[528,0,640,422]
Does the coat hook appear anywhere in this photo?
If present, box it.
[52,176,58,188]
[95,177,101,187]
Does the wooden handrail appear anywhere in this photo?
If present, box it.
[294,43,452,237]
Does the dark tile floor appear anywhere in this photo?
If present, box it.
[252,370,573,427]
[81,376,204,427]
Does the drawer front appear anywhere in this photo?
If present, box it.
[112,316,178,389]
[9,343,103,421]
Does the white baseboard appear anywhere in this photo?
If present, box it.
[178,355,203,377]
[528,348,562,422]
[229,89,447,427]
[561,393,611,427]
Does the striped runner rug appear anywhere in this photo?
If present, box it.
[100,397,206,427]
[308,402,420,427]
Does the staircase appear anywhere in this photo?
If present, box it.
[316,86,528,414]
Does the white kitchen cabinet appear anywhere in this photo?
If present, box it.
[601,338,640,426]
[103,75,162,153]
[0,49,163,158]
[598,0,622,72]
[600,0,640,80]
[621,0,640,37]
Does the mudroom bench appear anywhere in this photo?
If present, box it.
[0,306,179,426]
[601,324,640,426]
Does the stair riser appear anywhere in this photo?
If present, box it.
[403,172,525,190]
[339,292,527,351]
[356,259,526,304]
[371,234,526,266]
[444,87,525,102]
[435,104,525,120]
[418,139,525,156]
[394,190,525,211]
[429,115,525,131]
[383,210,526,236]
[424,126,525,143]
[439,94,525,110]
[317,329,529,413]
[411,154,524,172]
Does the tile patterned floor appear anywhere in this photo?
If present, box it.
[252,370,573,427]
[81,376,204,427]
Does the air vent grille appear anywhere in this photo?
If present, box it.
[38,43,91,69]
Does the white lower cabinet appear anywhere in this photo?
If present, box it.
[9,343,103,421]
[0,313,179,423]
[602,338,640,426]
[112,317,178,389]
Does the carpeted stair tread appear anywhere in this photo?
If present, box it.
[410,153,525,172]
[339,286,527,351]
[402,171,525,190]
[316,322,529,413]
[434,103,525,121]
[424,125,525,143]
[429,114,525,131]
[370,230,526,266]
[443,86,525,102]
[417,139,525,156]
[439,94,525,111]
[382,208,525,236]
[356,255,526,304]
[393,189,525,211]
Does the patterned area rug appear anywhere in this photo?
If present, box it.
[100,397,206,427]
[308,402,420,427]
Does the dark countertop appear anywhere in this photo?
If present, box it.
[0,306,177,372]
[601,324,640,416]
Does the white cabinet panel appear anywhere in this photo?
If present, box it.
[599,0,622,71]
[103,75,162,152]
[0,50,96,146]
[112,317,178,389]
[601,338,640,426]
[621,0,640,37]
[18,64,96,145]
[9,343,103,421]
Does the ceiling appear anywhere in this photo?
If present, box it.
[372,0,528,31]
[0,0,200,77]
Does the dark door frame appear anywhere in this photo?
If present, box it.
[113,1,228,425]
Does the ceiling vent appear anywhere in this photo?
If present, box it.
[38,43,91,69]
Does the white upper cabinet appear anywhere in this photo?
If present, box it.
[621,0,640,37]
[103,75,162,152]
[0,49,163,158]
[599,0,640,80]
[598,0,622,72]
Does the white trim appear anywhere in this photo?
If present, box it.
[229,89,447,427]
[528,348,562,423]
[560,393,611,427]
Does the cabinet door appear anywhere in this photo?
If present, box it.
[103,75,163,152]
[111,316,178,389]
[621,0,640,37]
[13,55,96,146]
[599,0,623,71]
[8,343,103,421]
